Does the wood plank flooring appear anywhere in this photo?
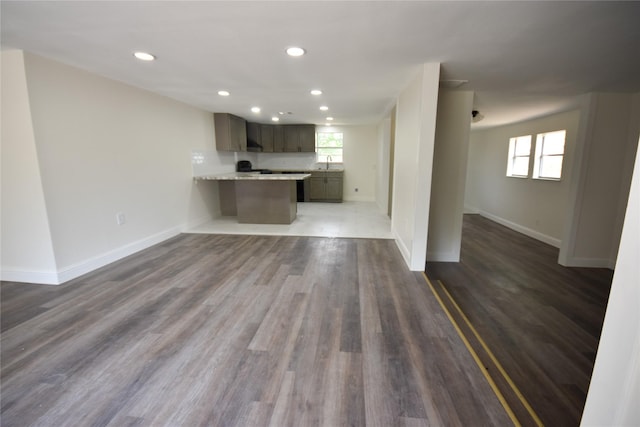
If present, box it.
[1,234,510,426]
[425,214,614,427]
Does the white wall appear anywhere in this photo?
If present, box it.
[376,117,391,214]
[560,93,639,268]
[581,135,640,427]
[1,51,224,284]
[427,90,474,262]
[391,63,440,270]
[464,110,581,247]
[1,50,58,283]
[339,125,378,202]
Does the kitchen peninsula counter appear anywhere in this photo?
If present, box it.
[195,172,311,224]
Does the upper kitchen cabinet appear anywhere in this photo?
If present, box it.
[259,124,285,153]
[214,113,247,152]
[284,125,316,152]
[274,125,285,152]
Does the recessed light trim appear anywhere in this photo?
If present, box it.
[251,107,261,113]
[271,117,280,122]
[286,46,306,57]
[310,89,323,96]
[218,90,230,97]
[133,51,155,61]
[319,106,329,111]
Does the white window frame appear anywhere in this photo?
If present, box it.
[506,135,532,178]
[316,132,343,163]
[533,130,566,181]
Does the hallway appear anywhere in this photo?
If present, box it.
[426,214,613,426]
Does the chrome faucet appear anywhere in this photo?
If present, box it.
[326,155,332,170]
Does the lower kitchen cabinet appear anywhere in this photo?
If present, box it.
[309,171,343,202]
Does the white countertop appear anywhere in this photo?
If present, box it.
[195,172,311,181]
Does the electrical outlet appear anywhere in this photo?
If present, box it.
[116,212,126,225]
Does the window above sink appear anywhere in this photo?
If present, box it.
[316,132,343,163]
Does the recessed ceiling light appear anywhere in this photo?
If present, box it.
[325,123,331,126]
[286,47,306,57]
[310,89,323,96]
[278,111,285,115]
[218,90,230,96]
[133,51,155,61]
[319,106,329,111]
[251,107,261,113]
[271,117,280,122]
[326,117,334,121]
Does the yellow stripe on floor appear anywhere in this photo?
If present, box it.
[421,272,521,427]
[436,279,544,427]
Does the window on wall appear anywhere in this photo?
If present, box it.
[533,130,566,180]
[506,135,532,177]
[316,132,343,163]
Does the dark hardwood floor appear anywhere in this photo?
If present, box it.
[1,234,510,426]
[426,214,614,427]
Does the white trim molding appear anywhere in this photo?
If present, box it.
[477,210,562,248]
[1,225,185,285]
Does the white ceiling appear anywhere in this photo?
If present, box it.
[2,1,639,129]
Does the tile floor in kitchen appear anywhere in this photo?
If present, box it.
[188,201,393,239]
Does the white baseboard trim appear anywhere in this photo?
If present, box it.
[2,225,185,286]
[0,269,61,285]
[477,210,562,248]
[558,257,616,269]
[392,229,412,270]
[56,226,184,284]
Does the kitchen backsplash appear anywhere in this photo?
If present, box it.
[191,149,235,176]
[192,150,342,177]
[254,152,317,170]
[255,153,343,170]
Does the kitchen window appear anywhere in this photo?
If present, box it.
[506,135,532,178]
[533,130,566,180]
[316,132,343,163]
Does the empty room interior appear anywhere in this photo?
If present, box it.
[2,2,639,426]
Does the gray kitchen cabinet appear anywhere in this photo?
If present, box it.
[273,125,284,152]
[260,125,284,153]
[326,174,343,200]
[259,124,285,152]
[298,125,316,152]
[309,171,343,202]
[309,175,325,200]
[284,125,316,152]
[283,126,299,152]
[214,113,247,152]
[259,125,273,152]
